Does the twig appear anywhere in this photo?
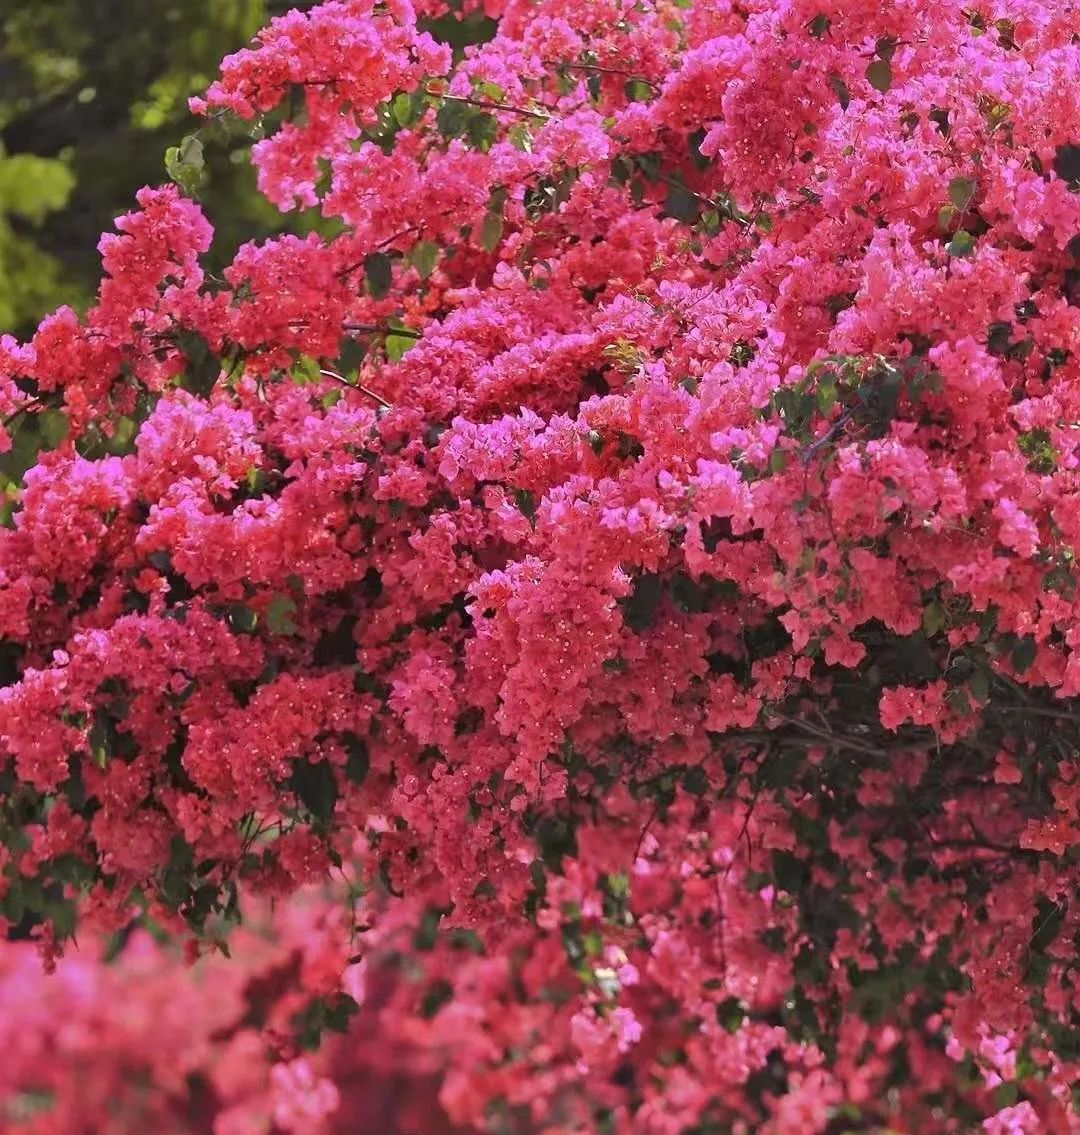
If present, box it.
[552,61,660,91]
[423,85,552,121]
[997,705,1080,725]
[319,368,391,409]
[284,320,423,340]
[770,713,886,757]
[2,397,43,431]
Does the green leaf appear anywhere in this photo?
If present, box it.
[830,75,851,110]
[769,448,790,474]
[514,488,537,523]
[875,36,899,62]
[409,240,440,280]
[508,123,534,152]
[291,355,322,385]
[1030,894,1066,952]
[969,669,990,704]
[227,604,259,634]
[39,409,69,449]
[1011,635,1037,674]
[683,766,708,795]
[288,758,339,823]
[922,601,947,636]
[715,996,746,1032]
[623,79,654,103]
[420,979,453,1018]
[621,573,664,632]
[665,181,700,223]
[994,1083,1019,1110]
[946,229,976,257]
[866,59,893,93]
[466,112,499,152]
[342,732,370,785]
[948,176,976,209]
[335,335,367,377]
[1053,143,1080,187]
[480,210,504,252]
[391,91,416,128]
[164,134,206,197]
[385,325,415,362]
[436,99,470,139]
[266,594,299,636]
[816,378,837,414]
[364,252,393,299]
[174,329,220,396]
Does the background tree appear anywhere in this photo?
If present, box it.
[0,0,294,339]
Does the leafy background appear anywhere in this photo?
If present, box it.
[0,0,306,339]
[0,0,497,339]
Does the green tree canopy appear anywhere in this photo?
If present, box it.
[0,0,270,336]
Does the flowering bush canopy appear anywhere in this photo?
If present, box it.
[1,0,1079,1131]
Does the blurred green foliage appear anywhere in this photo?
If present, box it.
[0,0,496,521]
[0,0,502,338]
[0,0,280,337]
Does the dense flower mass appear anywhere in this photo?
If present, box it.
[1,0,1079,1130]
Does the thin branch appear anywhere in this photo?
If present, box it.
[343,322,423,339]
[551,61,660,91]
[422,85,552,121]
[997,705,1080,725]
[319,368,391,410]
[284,320,423,340]
[2,397,43,431]
[725,777,763,878]
[769,713,886,757]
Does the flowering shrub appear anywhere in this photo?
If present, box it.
[1,0,1079,1131]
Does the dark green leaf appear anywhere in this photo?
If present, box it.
[227,604,258,634]
[174,329,220,396]
[665,181,700,223]
[830,76,851,110]
[420,979,454,1018]
[866,59,893,93]
[1011,635,1037,674]
[466,112,498,152]
[922,602,947,636]
[342,732,370,785]
[436,99,470,138]
[364,252,393,299]
[622,573,664,632]
[1030,894,1066,953]
[1052,143,1080,186]
[288,758,339,823]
